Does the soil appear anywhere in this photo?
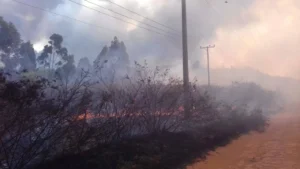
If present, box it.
[187,112,300,169]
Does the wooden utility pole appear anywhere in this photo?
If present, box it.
[200,45,215,86]
[181,0,190,118]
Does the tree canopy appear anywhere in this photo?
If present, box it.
[0,17,36,72]
[93,36,129,69]
[37,33,76,79]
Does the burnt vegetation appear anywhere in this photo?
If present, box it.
[0,17,276,169]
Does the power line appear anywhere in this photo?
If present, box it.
[100,0,203,41]
[100,0,180,34]
[11,0,177,40]
[10,0,121,34]
[11,0,110,52]
[85,0,180,37]
[68,0,178,39]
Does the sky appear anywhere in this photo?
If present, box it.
[1,0,300,80]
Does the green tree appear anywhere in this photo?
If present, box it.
[93,36,129,69]
[56,54,76,81]
[19,41,36,71]
[93,45,108,68]
[0,16,21,72]
[0,17,21,54]
[38,33,75,79]
[0,17,36,73]
[78,57,91,71]
[38,33,68,70]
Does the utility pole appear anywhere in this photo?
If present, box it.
[200,45,215,86]
[181,0,190,118]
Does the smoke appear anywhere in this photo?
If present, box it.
[0,0,64,41]
[1,0,300,88]
[209,0,300,80]
[0,0,254,63]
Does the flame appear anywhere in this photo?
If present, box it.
[76,107,185,121]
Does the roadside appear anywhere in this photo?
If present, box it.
[187,112,300,169]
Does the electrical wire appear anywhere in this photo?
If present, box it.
[11,0,177,40]
[85,0,180,36]
[68,0,178,39]
[99,0,179,34]
[10,0,121,34]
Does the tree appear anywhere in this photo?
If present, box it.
[0,16,21,72]
[0,17,21,54]
[55,54,76,82]
[19,41,36,71]
[93,37,130,83]
[93,46,108,69]
[37,33,75,80]
[109,36,129,66]
[109,36,120,50]
[93,37,129,69]
[37,34,68,70]
[0,17,37,73]
[0,70,92,169]
[77,57,92,71]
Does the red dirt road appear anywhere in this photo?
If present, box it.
[187,112,300,169]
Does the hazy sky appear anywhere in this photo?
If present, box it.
[1,0,299,80]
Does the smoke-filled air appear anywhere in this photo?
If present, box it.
[0,0,299,169]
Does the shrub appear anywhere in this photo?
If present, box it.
[0,64,271,169]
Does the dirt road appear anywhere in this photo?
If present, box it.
[187,112,300,169]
